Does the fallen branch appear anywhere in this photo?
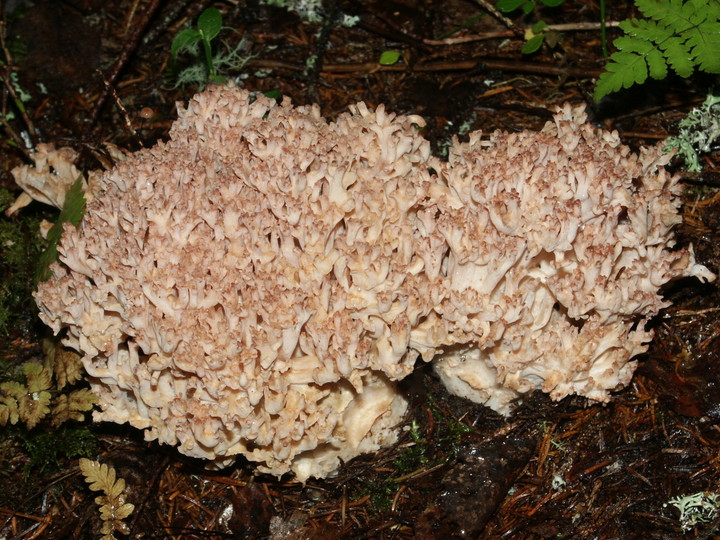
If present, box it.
[425,21,622,45]
[245,57,602,79]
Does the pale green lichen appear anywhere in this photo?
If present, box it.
[666,91,720,172]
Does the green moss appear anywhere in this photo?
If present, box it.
[352,395,478,513]
[0,188,46,336]
[364,478,396,512]
[21,426,98,478]
[392,420,429,475]
[427,393,473,456]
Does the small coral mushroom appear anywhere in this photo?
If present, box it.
[35,86,443,480]
[429,104,715,414]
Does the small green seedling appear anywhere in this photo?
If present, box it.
[171,7,224,84]
[523,21,551,54]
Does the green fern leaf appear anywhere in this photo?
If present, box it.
[646,49,669,77]
[595,51,651,96]
[686,21,720,71]
[638,0,696,26]
[19,390,52,429]
[24,363,52,394]
[613,35,653,54]
[661,36,696,76]
[623,18,674,43]
[595,0,720,101]
[0,381,26,401]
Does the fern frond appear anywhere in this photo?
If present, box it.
[0,381,26,401]
[0,395,20,425]
[595,0,720,100]
[23,363,52,394]
[51,389,97,427]
[79,458,135,540]
[52,347,85,391]
[661,36,695,76]
[686,21,720,71]
[0,371,52,429]
[80,458,116,493]
[0,383,24,426]
[19,390,51,429]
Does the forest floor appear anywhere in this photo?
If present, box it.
[1,0,720,538]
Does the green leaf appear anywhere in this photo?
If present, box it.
[171,28,201,59]
[532,20,548,33]
[496,0,528,13]
[622,18,673,44]
[379,50,401,65]
[540,0,565,6]
[198,8,222,41]
[661,36,695,76]
[687,21,720,72]
[594,51,647,100]
[647,48,669,78]
[35,175,86,283]
[522,33,546,53]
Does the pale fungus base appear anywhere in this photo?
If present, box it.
[34,86,714,480]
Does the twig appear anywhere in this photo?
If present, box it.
[124,0,142,35]
[543,21,621,32]
[87,0,163,132]
[424,30,514,45]
[245,57,602,79]
[424,21,621,45]
[97,70,144,147]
